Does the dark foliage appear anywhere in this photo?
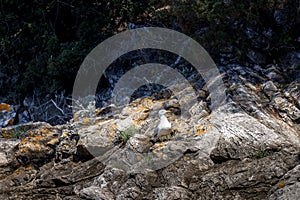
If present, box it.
[0,0,299,106]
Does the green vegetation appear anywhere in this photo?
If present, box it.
[0,0,154,102]
[0,0,298,104]
[0,125,31,139]
[12,126,30,139]
[118,125,137,144]
[251,150,270,159]
[159,0,299,52]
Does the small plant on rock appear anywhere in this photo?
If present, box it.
[118,125,137,144]
[13,126,31,139]
[1,126,31,139]
[252,150,270,159]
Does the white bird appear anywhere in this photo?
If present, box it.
[154,109,172,140]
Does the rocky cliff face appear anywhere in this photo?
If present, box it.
[1,1,299,199]
[0,47,299,199]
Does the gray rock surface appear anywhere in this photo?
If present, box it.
[267,164,300,200]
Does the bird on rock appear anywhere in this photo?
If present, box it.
[153,109,172,141]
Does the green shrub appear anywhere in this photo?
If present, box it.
[12,126,29,139]
[0,0,154,102]
[252,150,270,159]
[1,0,298,104]
[119,125,137,143]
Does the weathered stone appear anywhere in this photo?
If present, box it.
[0,139,19,166]
[128,134,151,154]
[15,123,59,166]
[247,50,267,64]
[93,167,128,194]
[271,95,300,121]
[116,186,142,200]
[80,186,114,200]
[268,164,300,200]
[284,79,300,108]
[190,149,299,200]
[0,103,15,128]
[78,121,117,158]
[145,186,193,200]
[263,81,278,98]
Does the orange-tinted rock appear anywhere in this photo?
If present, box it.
[16,123,59,166]
[0,103,15,128]
[0,103,10,112]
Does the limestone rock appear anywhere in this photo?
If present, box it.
[80,186,114,200]
[145,186,193,200]
[268,164,300,200]
[0,139,19,166]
